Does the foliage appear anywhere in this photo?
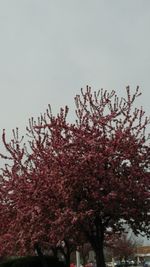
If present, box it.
[0,86,150,267]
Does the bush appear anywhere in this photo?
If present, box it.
[0,256,65,267]
[0,258,18,267]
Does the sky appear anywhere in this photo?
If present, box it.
[0,0,149,244]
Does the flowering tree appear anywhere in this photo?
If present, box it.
[111,234,135,261]
[105,232,136,262]
[0,86,149,267]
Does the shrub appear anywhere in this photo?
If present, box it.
[0,256,65,267]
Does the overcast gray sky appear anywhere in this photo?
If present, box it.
[0,0,150,132]
[0,0,149,244]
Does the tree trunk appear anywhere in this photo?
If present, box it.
[88,220,106,267]
[34,243,48,267]
[94,242,106,267]
[56,240,71,267]
[65,253,70,267]
[61,249,70,267]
